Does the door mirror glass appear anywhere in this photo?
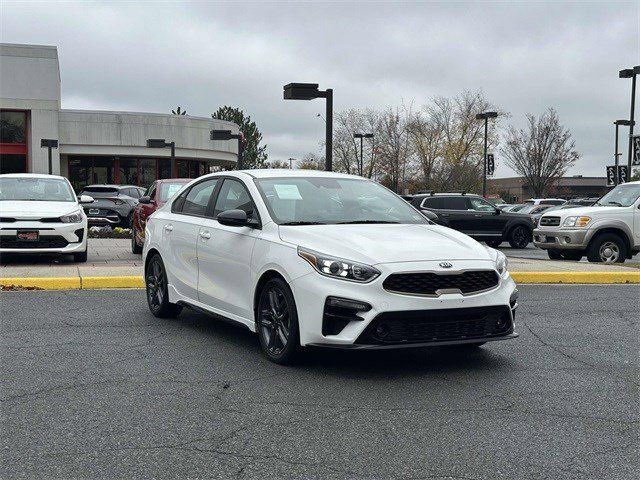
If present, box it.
[78,195,94,204]
[217,209,250,227]
[138,196,153,205]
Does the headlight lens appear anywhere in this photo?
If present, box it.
[563,216,591,227]
[496,250,508,275]
[60,210,83,223]
[298,247,381,283]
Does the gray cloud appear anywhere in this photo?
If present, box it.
[1,0,638,176]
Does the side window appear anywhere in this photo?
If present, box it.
[180,179,218,216]
[420,197,442,209]
[468,197,496,212]
[213,179,257,220]
[126,188,139,198]
[440,197,468,210]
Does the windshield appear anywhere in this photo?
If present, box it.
[596,184,640,207]
[518,204,538,214]
[0,177,76,202]
[159,182,187,202]
[255,177,428,225]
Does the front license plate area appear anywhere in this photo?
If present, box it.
[88,208,100,215]
[17,230,39,242]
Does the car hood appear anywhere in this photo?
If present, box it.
[541,205,630,219]
[278,223,493,265]
[0,201,80,218]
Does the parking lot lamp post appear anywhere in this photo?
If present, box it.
[475,112,498,197]
[210,130,244,169]
[284,83,333,171]
[353,133,374,177]
[619,66,640,172]
[40,139,58,175]
[614,120,634,185]
[146,139,176,176]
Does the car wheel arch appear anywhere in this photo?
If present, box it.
[144,248,161,272]
[587,228,632,257]
[253,270,289,324]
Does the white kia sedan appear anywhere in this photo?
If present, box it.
[0,174,92,262]
[143,170,519,363]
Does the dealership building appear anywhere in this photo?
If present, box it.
[0,43,239,190]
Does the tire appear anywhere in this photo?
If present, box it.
[131,226,142,254]
[485,239,502,248]
[587,233,627,263]
[547,250,563,260]
[145,254,182,318]
[123,212,133,228]
[73,249,88,263]
[256,277,300,365]
[508,225,531,249]
[562,251,583,261]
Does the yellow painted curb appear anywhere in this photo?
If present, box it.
[511,271,640,284]
[0,277,81,290]
[81,276,144,289]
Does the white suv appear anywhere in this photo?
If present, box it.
[143,170,518,363]
[534,181,640,262]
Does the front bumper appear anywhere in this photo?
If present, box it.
[290,259,518,347]
[0,221,87,255]
[533,227,589,250]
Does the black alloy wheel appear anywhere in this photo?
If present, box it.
[508,225,531,249]
[145,254,182,318]
[486,239,503,248]
[257,278,300,364]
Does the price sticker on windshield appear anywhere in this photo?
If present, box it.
[274,184,302,200]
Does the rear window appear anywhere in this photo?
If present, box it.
[80,186,119,197]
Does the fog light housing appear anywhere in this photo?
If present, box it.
[322,297,371,336]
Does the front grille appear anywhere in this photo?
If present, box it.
[539,216,560,227]
[0,235,69,249]
[356,306,512,345]
[0,217,16,223]
[383,270,499,296]
[84,208,117,217]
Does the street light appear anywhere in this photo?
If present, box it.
[146,138,176,176]
[288,157,296,169]
[284,83,333,171]
[619,65,640,172]
[40,139,58,175]
[353,133,374,177]
[613,120,635,185]
[475,111,498,197]
[210,130,244,169]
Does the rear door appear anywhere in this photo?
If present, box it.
[196,178,261,320]
[161,178,219,302]
[438,196,473,232]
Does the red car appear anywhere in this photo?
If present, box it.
[131,179,191,253]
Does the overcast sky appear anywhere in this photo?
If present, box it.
[1,1,638,177]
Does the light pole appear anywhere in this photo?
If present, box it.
[614,120,634,185]
[210,130,244,169]
[475,111,498,197]
[40,139,58,174]
[353,133,374,177]
[146,139,176,176]
[619,66,640,173]
[284,83,333,171]
[288,157,296,169]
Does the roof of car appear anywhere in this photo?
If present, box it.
[83,184,140,189]
[412,192,481,198]
[238,169,358,180]
[0,173,66,180]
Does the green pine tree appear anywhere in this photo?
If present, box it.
[212,106,268,169]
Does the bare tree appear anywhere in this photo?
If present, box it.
[332,109,380,177]
[376,105,413,193]
[502,108,579,197]
[298,152,324,170]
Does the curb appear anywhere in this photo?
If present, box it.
[1,272,639,290]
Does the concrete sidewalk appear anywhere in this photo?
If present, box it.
[1,238,639,289]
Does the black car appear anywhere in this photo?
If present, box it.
[408,192,534,248]
[78,185,146,227]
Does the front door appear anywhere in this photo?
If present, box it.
[197,178,261,321]
[466,197,506,235]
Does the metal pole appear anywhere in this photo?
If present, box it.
[325,89,333,171]
[47,147,52,175]
[359,136,364,176]
[370,137,375,179]
[482,117,488,197]
[237,136,244,170]
[614,123,620,185]
[628,74,637,172]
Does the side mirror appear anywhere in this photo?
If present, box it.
[138,196,153,205]
[78,195,94,204]
[217,209,252,227]
[494,208,501,215]
[421,209,439,222]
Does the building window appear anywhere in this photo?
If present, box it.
[139,158,157,187]
[0,111,26,144]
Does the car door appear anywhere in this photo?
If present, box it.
[196,178,261,320]
[467,196,506,235]
[161,178,219,302]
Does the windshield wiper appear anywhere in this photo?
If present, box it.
[336,220,401,224]
[280,221,326,226]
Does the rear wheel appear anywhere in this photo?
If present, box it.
[547,250,563,260]
[131,225,142,254]
[562,251,583,261]
[257,278,300,364]
[508,225,531,249]
[485,239,502,248]
[587,234,626,263]
[145,254,182,318]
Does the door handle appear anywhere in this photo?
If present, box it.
[474,214,483,217]
[441,213,450,217]
[199,231,211,239]
[164,224,173,232]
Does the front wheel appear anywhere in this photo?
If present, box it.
[587,234,626,263]
[73,249,88,263]
[547,250,563,260]
[508,225,531,249]
[485,239,503,248]
[257,278,300,364]
[145,254,182,318]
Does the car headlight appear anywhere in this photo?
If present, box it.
[60,210,84,223]
[297,247,381,283]
[563,216,591,227]
[495,250,508,275]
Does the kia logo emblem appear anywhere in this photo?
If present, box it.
[439,262,453,268]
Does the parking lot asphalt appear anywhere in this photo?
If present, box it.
[1,286,638,479]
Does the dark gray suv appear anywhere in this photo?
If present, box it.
[79,185,146,227]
